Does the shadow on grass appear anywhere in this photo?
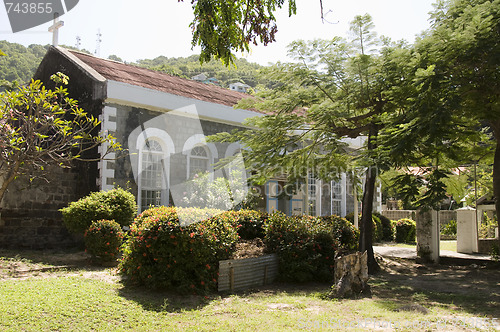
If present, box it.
[116,280,334,313]
[0,247,88,268]
[116,285,213,313]
[370,259,500,318]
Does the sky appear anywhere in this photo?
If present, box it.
[0,0,437,66]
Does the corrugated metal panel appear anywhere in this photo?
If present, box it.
[218,254,279,292]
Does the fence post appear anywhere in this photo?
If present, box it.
[457,207,478,254]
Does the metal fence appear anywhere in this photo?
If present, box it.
[218,254,279,292]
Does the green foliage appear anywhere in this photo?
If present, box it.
[381,0,499,212]
[232,209,268,240]
[372,214,383,243]
[179,170,258,211]
[0,41,48,84]
[84,220,124,262]
[345,212,393,242]
[119,207,239,293]
[135,54,266,89]
[0,73,121,204]
[264,212,358,283]
[60,188,137,234]
[394,218,416,244]
[441,219,457,237]
[183,0,297,65]
[373,212,394,242]
[479,213,498,239]
[319,215,359,252]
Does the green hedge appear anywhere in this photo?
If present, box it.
[345,212,392,242]
[232,209,268,240]
[60,188,137,234]
[395,218,416,244]
[84,219,124,262]
[119,207,239,293]
[264,212,359,283]
[373,212,394,242]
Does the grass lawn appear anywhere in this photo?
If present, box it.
[0,250,499,331]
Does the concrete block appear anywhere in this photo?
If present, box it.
[457,207,478,254]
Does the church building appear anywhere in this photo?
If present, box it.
[0,46,380,247]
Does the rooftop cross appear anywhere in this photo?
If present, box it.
[48,13,64,46]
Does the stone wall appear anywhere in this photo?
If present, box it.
[0,164,85,219]
[477,239,499,254]
[0,163,87,249]
[0,216,82,249]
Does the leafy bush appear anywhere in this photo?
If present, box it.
[346,212,389,242]
[319,215,359,252]
[84,220,124,262]
[60,188,137,234]
[264,212,359,283]
[119,207,239,293]
[232,209,268,240]
[179,170,258,210]
[373,212,394,242]
[395,218,416,244]
[441,219,457,237]
[372,214,383,242]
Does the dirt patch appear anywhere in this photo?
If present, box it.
[230,238,267,259]
[0,249,119,281]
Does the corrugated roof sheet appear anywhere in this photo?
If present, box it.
[69,50,252,108]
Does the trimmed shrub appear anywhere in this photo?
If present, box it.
[232,209,268,240]
[84,219,124,262]
[395,218,416,244]
[61,188,137,234]
[372,214,383,242]
[119,207,239,293]
[264,212,359,283]
[373,212,394,242]
[346,212,387,242]
[320,215,359,252]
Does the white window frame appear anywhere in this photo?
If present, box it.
[182,134,218,180]
[136,128,175,213]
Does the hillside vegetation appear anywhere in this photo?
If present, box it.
[0,41,266,89]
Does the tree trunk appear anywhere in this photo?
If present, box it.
[359,125,380,274]
[490,119,500,252]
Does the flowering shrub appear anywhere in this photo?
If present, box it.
[264,212,358,283]
[61,188,137,234]
[395,218,416,244]
[84,220,124,262]
[119,207,239,293]
[232,209,268,240]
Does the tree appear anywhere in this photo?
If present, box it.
[181,0,298,64]
[211,15,411,273]
[383,1,499,204]
[0,73,120,204]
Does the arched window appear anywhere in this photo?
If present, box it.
[183,134,218,179]
[189,145,209,178]
[140,140,165,211]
